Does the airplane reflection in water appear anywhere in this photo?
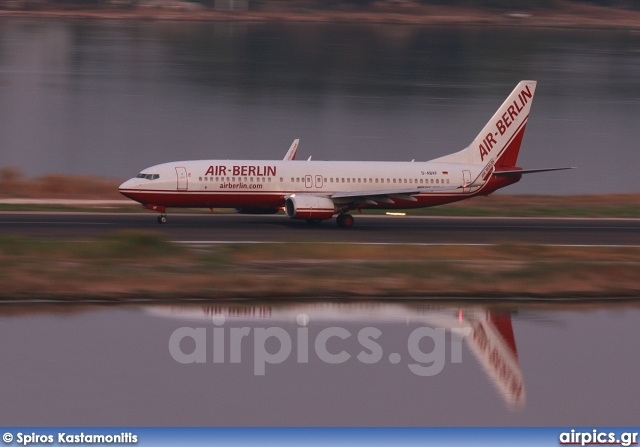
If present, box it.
[147,302,525,409]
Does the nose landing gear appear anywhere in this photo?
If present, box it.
[146,204,168,224]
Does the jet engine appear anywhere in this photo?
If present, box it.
[284,195,336,220]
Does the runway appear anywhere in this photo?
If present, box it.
[0,212,638,245]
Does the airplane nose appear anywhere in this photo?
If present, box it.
[118,178,140,197]
[118,178,137,191]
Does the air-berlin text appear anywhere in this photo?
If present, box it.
[479,85,532,161]
[205,165,277,177]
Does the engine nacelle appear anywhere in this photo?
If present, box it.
[284,195,336,220]
[233,207,280,215]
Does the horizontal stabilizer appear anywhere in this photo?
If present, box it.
[494,167,576,176]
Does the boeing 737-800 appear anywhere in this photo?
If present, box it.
[118,81,573,227]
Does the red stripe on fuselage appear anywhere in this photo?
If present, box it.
[119,190,287,208]
[119,188,489,210]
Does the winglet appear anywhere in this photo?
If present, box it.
[283,139,299,161]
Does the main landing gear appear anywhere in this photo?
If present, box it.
[336,213,354,228]
[157,212,168,224]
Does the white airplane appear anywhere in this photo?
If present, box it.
[118,81,573,227]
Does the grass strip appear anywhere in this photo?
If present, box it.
[0,232,639,301]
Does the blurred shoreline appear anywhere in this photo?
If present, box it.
[0,2,640,29]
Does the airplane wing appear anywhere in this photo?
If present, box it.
[283,139,300,161]
[330,186,458,205]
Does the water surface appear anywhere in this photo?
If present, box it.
[0,21,639,194]
[1,300,637,426]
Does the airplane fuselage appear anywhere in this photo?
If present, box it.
[118,159,520,211]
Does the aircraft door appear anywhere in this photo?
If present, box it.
[176,167,188,190]
[315,175,323,188]
[305,175,312,188]
[462,170,471,192]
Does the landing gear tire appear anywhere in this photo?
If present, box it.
[305,219,322,225]
[336,213,354,228]
[157,214,168,224]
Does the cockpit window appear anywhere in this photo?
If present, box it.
[136,173,160,180]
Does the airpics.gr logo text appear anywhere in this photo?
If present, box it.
[168,314,472,376]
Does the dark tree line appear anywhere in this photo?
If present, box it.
[324,0,638,9]
[33,0,640,9]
